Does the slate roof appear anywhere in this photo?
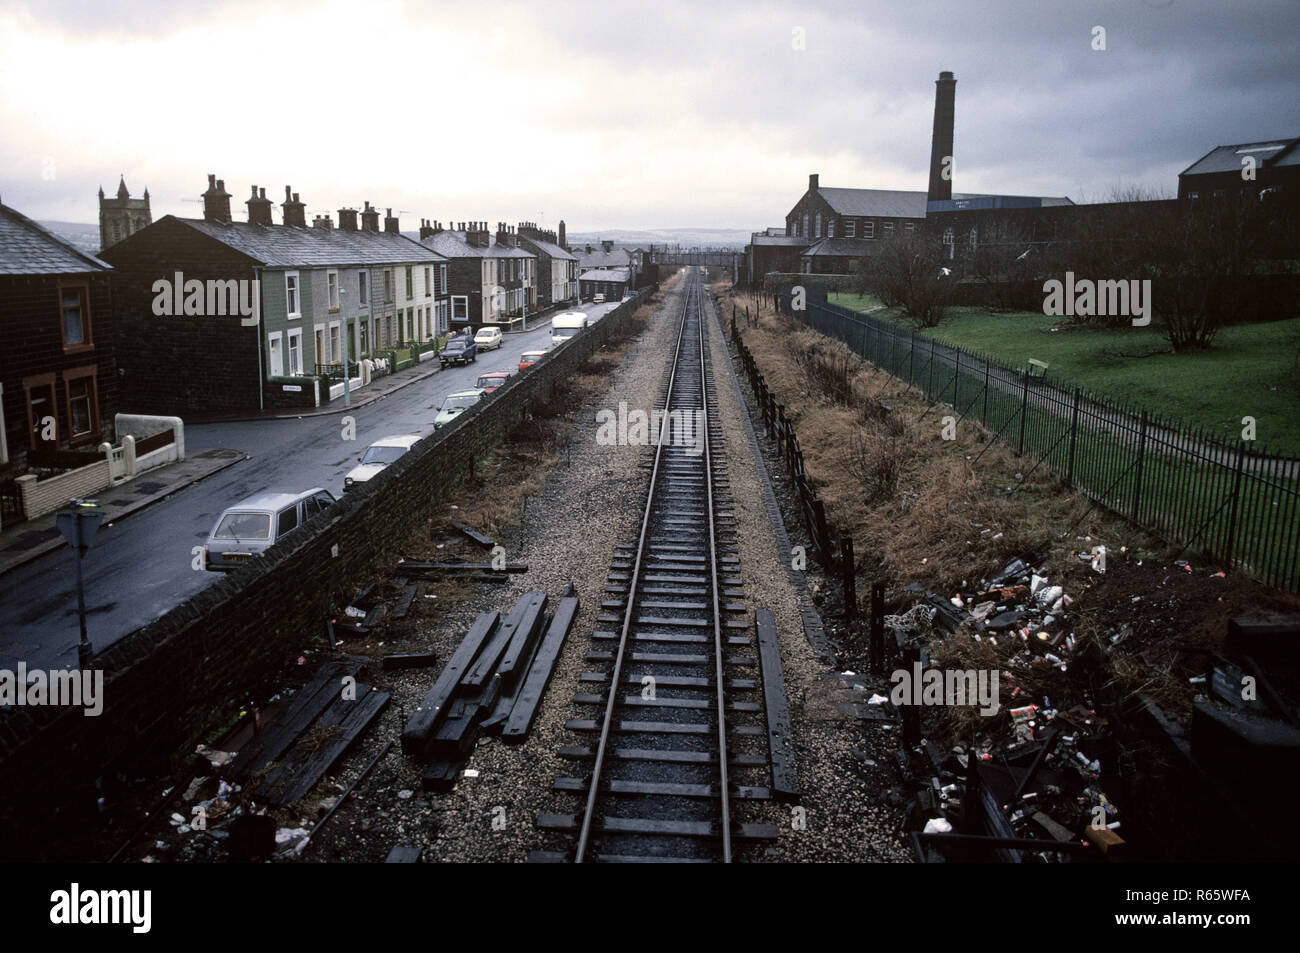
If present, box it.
[1180,137,1300,177]
[578,267,630,281]
[800,237,873,258]
[816,187,930,219]
[751,230,808,246]
[0,202,112,275]
[517,235,575,260]
[575,247,632,269]
[164,216,449,268]
[420,230,535,260]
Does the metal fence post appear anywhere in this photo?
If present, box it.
[1132,411,1148,522]
[982,359,990,425]
[1224,440,1247,566]
[870,580,886,676]
[1066,387,1081,486]
[1018,371,1030,456]
[840,533,857,620]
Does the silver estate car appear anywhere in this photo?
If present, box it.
[203,487,336,571]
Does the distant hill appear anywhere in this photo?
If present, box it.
[37,221,101,257]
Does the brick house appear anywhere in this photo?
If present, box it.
[99,175,450,416]
[578,267,630,301]
[0,201,116,480]
[418,221,537,328]
[743,227,807,286]
[786,174,928,274]
[515,222,578,310]
[574,240,638,290]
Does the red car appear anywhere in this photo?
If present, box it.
[518,350,546,372]
[475,371,510,393]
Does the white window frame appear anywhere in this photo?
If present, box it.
[439,264,447,295]
[905,221,916,232]
[452,295,468,321]
[327,270,339,311]
[863,221,875,239]
[424,267,432,297]
[827,220,835,238]
[328,321,341,364]
[267,331,284,377]
[883,222,895,236]
[845,220,855,238]
[287,328,303,376]
[285,271,300,319]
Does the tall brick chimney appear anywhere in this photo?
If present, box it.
[360,201,380,232]
[466,221,490,248]
[419,218,436,240]
[282,186,307,227]
[558,219,566,248]
[809,173,819,191]
[927,70,956,205]
[247,185,273,225]
[202,174,231,223]
[601,239,614,253]
[338,207,358,231]
[384,207,400,234]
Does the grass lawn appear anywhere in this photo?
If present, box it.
[827,291,884,312]
[841,303,1300,456]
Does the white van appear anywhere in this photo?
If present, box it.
[550,310,588,346]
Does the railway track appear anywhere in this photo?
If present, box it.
[531,270,785,863]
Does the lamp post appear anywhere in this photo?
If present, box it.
[339,286,351,407]
[56,498,102,669]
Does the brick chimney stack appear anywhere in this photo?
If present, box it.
[601,239,614,253]
[928,70,957,204]
[360,201,380,232]
[558,219,566,248]
[419,218,436,240]
[809,173,819,191]
[338,207,358,230]
[384,207,400,234]
[312,213,334,229]
[202,174,232,223]
[247,185,273,225]
[281,186,307,227]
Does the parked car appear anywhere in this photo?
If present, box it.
[440,334,477,367]
[344,434,421,491]
[203,488,336,571]
[473,326,503,351]
[518,349,547,371]
[593,293,606,303]
[434,389,486,427]
[474,371,510,394]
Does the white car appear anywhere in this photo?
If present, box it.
[344,434,421,491]
[474,326,503,351]
[593,293,606,304]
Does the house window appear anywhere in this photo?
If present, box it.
[452,295,468,321]
[59,282,92,351]
[439,264,447,295]
[329,323,341,364]
[883,222,895,236]
[905,221,916,232]
[827,220,835,238]
[406,308,414,341]
[287,329,303,376]
[845,220,856,238]
[268,332,284,376]
[358,271,369,308]
[285,272,300,318]
[815,212,822,238]
[969,227,978,247]
[327,270,339,310]
[405,266,414,300]
[863,221,875,239]
[64,366,99,443]
[942,227,955,245]
[23,373,57,451]
[383,269,393,303]
[802,213,809,237]
[424,267,432,296]
[359,318,369,356]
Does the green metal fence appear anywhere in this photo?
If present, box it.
[787,297,1300,593]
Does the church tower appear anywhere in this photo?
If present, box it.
[98,175,152,252]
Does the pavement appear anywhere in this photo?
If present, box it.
[0,449,249,579]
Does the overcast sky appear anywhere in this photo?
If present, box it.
[1,0,1296,233]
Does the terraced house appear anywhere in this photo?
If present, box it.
[100,175,450,416]
[418,221,536,328]
[515,221,578,310]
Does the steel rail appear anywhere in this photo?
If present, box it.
[574,277,698,863]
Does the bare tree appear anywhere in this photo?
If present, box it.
[857,234,955,327]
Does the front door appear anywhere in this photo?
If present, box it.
[26,380,57,452]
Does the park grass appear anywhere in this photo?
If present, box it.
[837,302,1300,456]
[827,291,884,312]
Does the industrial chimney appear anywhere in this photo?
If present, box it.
[927,71,956,205]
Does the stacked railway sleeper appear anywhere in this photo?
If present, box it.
[531,272,794,863]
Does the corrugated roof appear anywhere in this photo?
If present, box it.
[1180,137,1300,177]
[420,230,535,259]
[816,187,929,219]
[578,267,630,281]
[0,203,111,275]
[172,216,449,267]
